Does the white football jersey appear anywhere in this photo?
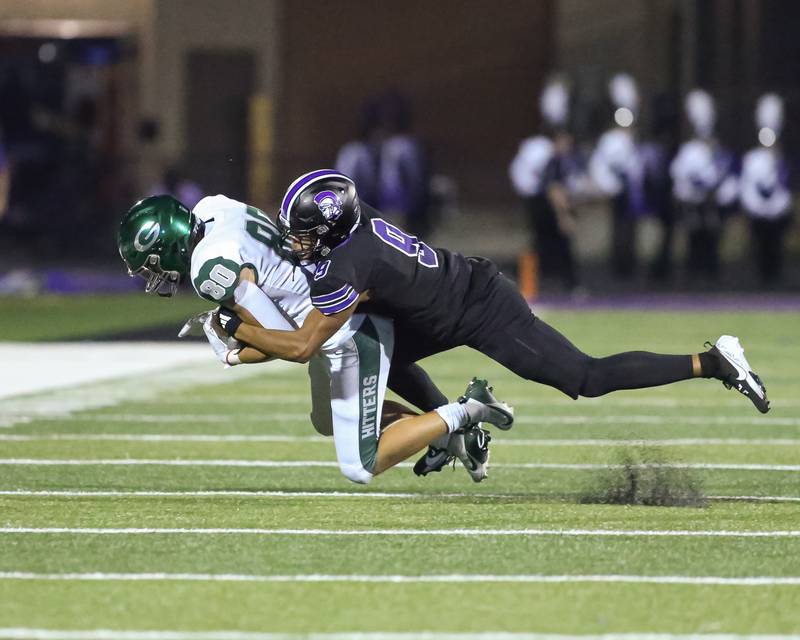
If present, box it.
[670,139,738,207]
[671,140,717,204]
[740,147,791,219]
[589,128,637,196]
[189,194,313,328]
[509,136,553,197]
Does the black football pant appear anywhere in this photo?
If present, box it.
[387,360,448,412]
[458,271,694,399]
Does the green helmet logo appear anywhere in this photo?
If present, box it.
[133,221,161,252]
[118,195,199,297]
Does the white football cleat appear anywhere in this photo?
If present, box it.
[708,335,769,413]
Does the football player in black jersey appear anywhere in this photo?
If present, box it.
[217,170,770,471]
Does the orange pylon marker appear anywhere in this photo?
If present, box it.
[518,250,539,302]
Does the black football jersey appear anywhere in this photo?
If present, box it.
[308,204,474,343]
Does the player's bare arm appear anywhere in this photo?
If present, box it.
[222,266,368,363]
[227,292,367,363]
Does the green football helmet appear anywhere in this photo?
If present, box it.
[117,195,199,297]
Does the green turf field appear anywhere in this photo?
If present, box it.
[0,294,209,341]
[1,302,799,638]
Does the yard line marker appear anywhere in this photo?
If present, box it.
[708,495,800,503]
[0,459,339,467]
[492,438,800,447]
[2,434,799,447]
[0,434,329,443]
[2,490,800,503]
[15,414,800,426]
[2,527,799,537]
[1,572,800,585]
[0,490,471,499]
[150,393,797,407]
[2,632,800,640]
[1,459,799,471]
[498,463,800,471]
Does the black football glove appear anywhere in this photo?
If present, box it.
[216,307,243,338]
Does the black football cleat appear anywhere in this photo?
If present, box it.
[458,377,514,430]
[413,446,454,477]
[448,424,492,483]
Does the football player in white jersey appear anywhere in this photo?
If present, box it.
[118,194,512,484]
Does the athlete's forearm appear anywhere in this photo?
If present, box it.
[234,324,312,363]
[236,346,272,364]
[221,299,357,364]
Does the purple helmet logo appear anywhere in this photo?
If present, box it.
[313,190,343,222]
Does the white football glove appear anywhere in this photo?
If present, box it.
[178,311,211,338]
[178,310,242,367]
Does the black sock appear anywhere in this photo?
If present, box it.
[698,351,720,378]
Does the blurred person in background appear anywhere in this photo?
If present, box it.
[336,91,431,235]
[0,127,9,220]
[589,74,667,280]
[335,100,382,207]
[375,90,431,237]
[740,94,793,285]
[646,92,680,282]
[509,75,581,294]
[149,165,205,210]
[670,90,738,282]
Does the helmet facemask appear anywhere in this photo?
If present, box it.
[281,223,333,264]
[129,254,182,297]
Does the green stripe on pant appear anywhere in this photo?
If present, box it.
[353,317,382,473]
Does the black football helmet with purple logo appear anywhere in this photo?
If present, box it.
[278,169,361,263]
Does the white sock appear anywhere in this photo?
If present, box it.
[434,402,470,433]
[430,433,451,449]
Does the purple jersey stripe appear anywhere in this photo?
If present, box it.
[280,169,344,220]
[311,283,353,304]
[315,288,356,310]
[317,289,359,315]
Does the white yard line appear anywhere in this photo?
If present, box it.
[1,459,798,471]
[1,572,800,585]
[0,490,460,498]
[7,414,798,426]
[1,527,799,538]
[1,490,798,503]
[151,394,798,408]
[0,434,329,443]
[0,459,339,467]
[1,434,798,447]
[708,495,800,502]
[2,632,799,640]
